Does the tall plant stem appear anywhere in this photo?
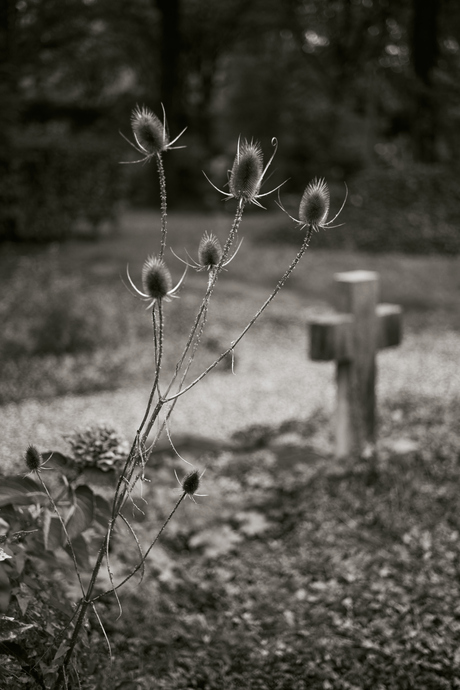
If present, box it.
[137,302,164,437]
[52,527,110,689]
[91,493,186,602]
[164,225,314,403]
[169,201,245,388]
[156,153,167,260]
[142,201,246,447]
[36,474,85,599]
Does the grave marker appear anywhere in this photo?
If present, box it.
[308,270,402,458]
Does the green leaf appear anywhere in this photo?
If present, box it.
[93,495,112,530]
[0,563,11,613]
[0,546,12,562]
[64,533,89,570]
[43,509,66,551]
[13,583,32,615]
[66,485,94,539]
[0,617,34,642]
[0,476,46,507]
[43,451,79,480]
[53,641,70,662]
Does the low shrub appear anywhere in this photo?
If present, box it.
[0,254,128,360]
[265,163,460,255]
[0,132,125,242]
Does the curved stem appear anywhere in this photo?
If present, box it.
[157,202,246,408]
[137,301,164,437]
[164,225,314,403]
[52,527,110,689]
[91,493,186,602]
[36,473,85,599]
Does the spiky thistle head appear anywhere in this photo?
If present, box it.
[229,140,264,202]
[24,445,42,472]
[127,255,186,308]
[131,105,168,156]
[198,233,223,270]
[204,136,282,208]
[299,178,330,230]
[142,256,173,300]
[182,469,201,497]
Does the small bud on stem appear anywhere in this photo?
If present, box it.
[25,445,42,472]
[142,256,173,301]
[182,469,201,496]
[198,233,223,270]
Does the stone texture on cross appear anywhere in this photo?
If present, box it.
[308,270,402,458]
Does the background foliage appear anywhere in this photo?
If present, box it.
[1,0,460,250]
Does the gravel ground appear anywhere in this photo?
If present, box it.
[1,305,459,475]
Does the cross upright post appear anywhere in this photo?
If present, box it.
[308,270,402,459]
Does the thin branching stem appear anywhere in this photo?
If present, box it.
[35,473,85,598]
[91,602,112,664]
[163,225,314,403]
[149,295,210,452]
[156,154,167,261]
[140,202,246,449]
[169,202,245,383]
[137,301,164,437]
[91,493,186,601]
[52,525,111,689]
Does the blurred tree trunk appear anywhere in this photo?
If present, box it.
[0,0,18,137]
[0,0,19,240]
[155,0,185,132]
[410,0,439,162]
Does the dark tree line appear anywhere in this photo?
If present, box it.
[1,0,459,218]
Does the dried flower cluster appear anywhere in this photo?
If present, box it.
[65,424,129,472]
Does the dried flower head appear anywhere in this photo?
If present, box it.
[142,256,173,300]
[174,467,207,502]
[182,469,201,496]
[127,256,187,308]
[204,136,284,208]
[229,140,264,202]
[171,232,243,273]
[299,178,330,228]
[65,424,128,472]
[25,445,42,472]
[198,232,223,270]
[132,106,168,156]
[277,178,348,232]
[120,104,186,164]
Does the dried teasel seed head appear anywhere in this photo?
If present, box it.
[25,445,42,472]
[299,178,330,229]
[131,105,168,156]
[142,256,173,300]
[229,140,263,202]
[182,469,200,496]
[198,233,222,270]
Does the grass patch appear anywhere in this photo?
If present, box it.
[1,209,459,405]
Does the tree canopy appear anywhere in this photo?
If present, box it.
[1,0,460,215]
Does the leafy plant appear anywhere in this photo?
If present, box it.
[0,133,124,242]
[0,105,342,688]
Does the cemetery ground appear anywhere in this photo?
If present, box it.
[1,210,460,688]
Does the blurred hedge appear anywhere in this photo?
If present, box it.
[265,163,460,255]
[0,133,125,242]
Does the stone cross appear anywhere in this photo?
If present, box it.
[307,270,402,458]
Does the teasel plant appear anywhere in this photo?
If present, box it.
[12,106,346,689]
